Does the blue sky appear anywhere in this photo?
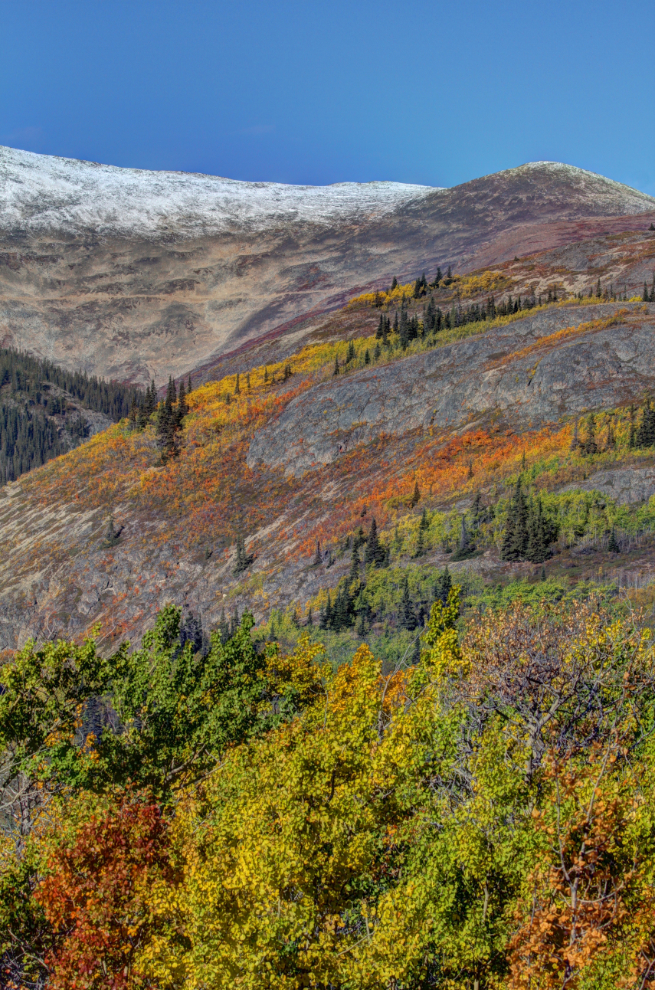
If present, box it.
[1,0,654,194]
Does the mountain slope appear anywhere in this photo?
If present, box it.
[1,147,653,386]
[2,282,655,651]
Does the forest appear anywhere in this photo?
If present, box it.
[2,589,655,989]
[0,348,143,485]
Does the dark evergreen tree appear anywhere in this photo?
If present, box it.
[526,497,551,563]
[608,527,620,553]
[399,576,417,631]
[390,276,398,291]
[411,480,420,506]
[501,478,529,561]
[636,401,655,448]
[364,518,386,567]
[452,516,475,561]
[233,536,254,575]
[434,567,452,606]
[581,414,599,455]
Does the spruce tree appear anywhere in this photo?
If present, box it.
[234,536,253,575]
[411,480,420,506]
[435,566,452,605]
[636,401,655,448]
[608,527,620,553]
[582,414,598,455]
[365,519,379,566]
[452,516,475,561]
[313,540,322,566]
[399,576,417,630]
[333,357,340,377]
[501,478,529,561]
[525,497,548,563]
[390,276,398,291]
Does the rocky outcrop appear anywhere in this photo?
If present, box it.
[559,465,655,504]
[248,304,655,476]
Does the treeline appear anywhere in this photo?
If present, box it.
[373,291,541,351]
[0,348,142,420]
[3,595,655,988]
[0,348,142,485]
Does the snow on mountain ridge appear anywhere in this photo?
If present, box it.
[0,145,438,239]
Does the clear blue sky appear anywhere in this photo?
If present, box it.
[1,0,654,194]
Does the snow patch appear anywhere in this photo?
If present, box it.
[0,146,439,239]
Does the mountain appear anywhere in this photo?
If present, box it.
[1,146,653,386]
[1,247,655,650]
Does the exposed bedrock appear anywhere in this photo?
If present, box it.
[247,304,655,476]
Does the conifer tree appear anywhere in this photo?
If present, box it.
[313,540,322,566]
[434,566,452,605]
[608,527,620,553]
[452,516,475,561]
[411,480,420,506]
[333,357,340,377]
[636,401,655,448]
[234,373,240,395]
[399,576,417,630]
[501,478,529,561]
[390,276,398,291]
[526,497,549,563]
[364,518,385,567]
[234,536,253,575]
[582,414,598,455]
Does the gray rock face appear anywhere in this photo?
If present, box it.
[1,148,653,385]
[247,304,655,476]
[559,465,655,504]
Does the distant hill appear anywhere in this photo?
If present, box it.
[1,146,653,386]
[0,347,141,484]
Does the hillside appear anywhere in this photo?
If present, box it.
[1,244,655,650]
[1,147,654,386]
[0,348,141,485]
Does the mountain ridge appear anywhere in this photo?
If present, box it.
[1,147,654,385]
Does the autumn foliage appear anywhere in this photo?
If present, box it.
[2,594,655,988]
[36,797,173,990]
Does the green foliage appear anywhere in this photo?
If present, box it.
[100,606,277,796]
